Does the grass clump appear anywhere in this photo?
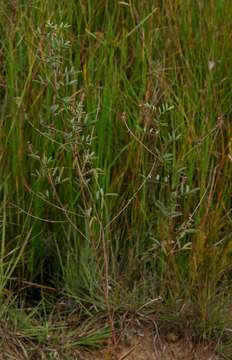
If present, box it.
[0,0,231,357]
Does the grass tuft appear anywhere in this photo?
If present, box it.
[0,0,231,356]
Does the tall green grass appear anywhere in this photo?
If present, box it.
[0,0,232,356]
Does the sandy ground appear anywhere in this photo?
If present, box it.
[87,330,218,360]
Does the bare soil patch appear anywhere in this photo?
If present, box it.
[88,329,218,360]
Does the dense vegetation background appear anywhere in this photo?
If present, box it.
[0,0,231,357]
